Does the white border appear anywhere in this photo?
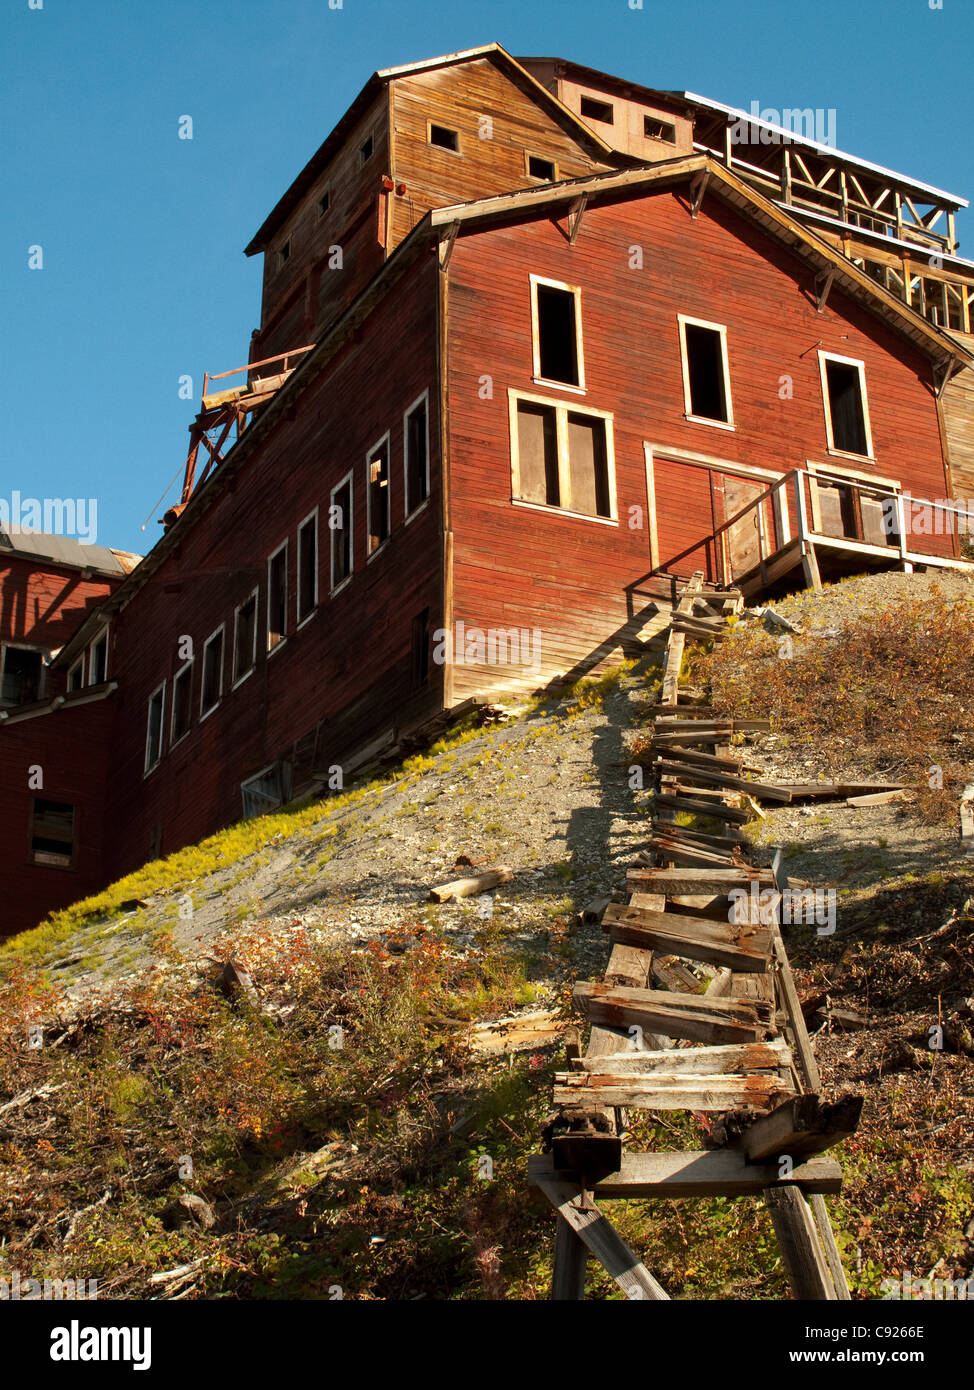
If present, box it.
[144,679,166,776]
[232,587,259,688]
[404,390,431,521]
[677,314,735,429]
[508,388,617,523]
[170,659,194,748]
[266,539,289,655]
[530,274,586,393]
[296,507,319,627]
[818,350,875,460]
[366,432,392,561]
[330,470,354,593]
[199,624,226,720]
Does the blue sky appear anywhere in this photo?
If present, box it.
[3,0,971,556]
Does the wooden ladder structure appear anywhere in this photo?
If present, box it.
[530,574,862,1300]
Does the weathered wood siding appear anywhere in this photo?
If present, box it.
[943,333,974,504]
[103,253,444,883]
[0,554,117,667]
[444,186,953,697]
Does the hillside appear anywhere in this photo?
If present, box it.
[1,571,973,1300]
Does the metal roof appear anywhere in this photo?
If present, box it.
[0,529,139,576]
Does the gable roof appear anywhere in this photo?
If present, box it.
[244,43,626,257]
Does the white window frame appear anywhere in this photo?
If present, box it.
[427,119,461,155]
[232,586,259,688]
[87,625,109,686]
[329,470,354,594]
[266,539,289,655]
[817,350,875,461]
[144,679,166,776]
[677,314,735,430]
[525,152,557,182]
[170,659,194,749]
[296,507,319,628]
[531,274,586,394]
[508,388,618,526]
[403,390,431,521]
[67,654,85,693]
[365,431,392,561]
[199,624,226,721]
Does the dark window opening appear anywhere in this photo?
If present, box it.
[645,116,676,142]
[567,412,611,518]
[516,402,560,507]
[171,665,192,743]
[580,95,614,124]
[1,647,43,706]
[684,323,729,422]
[429,124,459,152]
[201,630,224,715]
[824,360,869,454]
[89,633,107,685]
[67,659,84,693]
[528,155,556,181]
[411,608,431,689]
[317,190,330,218]
[30,798,75,868]
[298,515,318,623]
[268,547,287,649]
[367,441,391,554]
[360,134,374,164]
[405,398,429,515]
[277,240,291,267]
[145,686,164,772]
[331,479,352,588]
[536,284,580,386]
[233,593,257,682]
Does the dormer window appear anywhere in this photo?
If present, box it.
[580,95,614,124]
[645,116,676,143]
[429,123,460,153]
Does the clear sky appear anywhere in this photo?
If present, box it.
[3,0,971,556]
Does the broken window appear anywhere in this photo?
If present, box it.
[88,630,108,685]
[297,511,318,623]
[145,682,165,773]
[233,590,258,683]
[528,155,556,181]
[200,627,225,717]
[67,657,84,693]
[680,317,733,424]
[580,95,614,124]
[171,662,193,744]
[513,397,614,520]
[429,124,459,152]
[360,134,374,164]
[411,608,431,689]
[330,474,353,589]
[267,542,288,650]
[317,190,330,219]
[30,798,75,868]
[277,240,291,269]
[0,646,43,706]
[645,116,676,142]
[405,395,429,516]
[533,279,582,388]
[367,437,391,555]
[241,762,292,820]
[821,354,871,456]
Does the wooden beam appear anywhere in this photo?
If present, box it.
[654,759,793,803]
[573,981,767,1045]
[529,1150,843,1197]
[569,1040,792,1075]
[602,903,771,973]
[764,1184,835,1299]
[536,1178,670,1300]
[553,1072,794,1111]
[567,193,588,245]
[551,1215,588,1300]
[736,1092,864,1162]
[626,867,775,896]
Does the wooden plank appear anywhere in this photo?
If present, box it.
[650,792,753,823]
[536,1179,670,1301]
[627,867,775,896]
[648,839,739,868]
[961,783,974,851]
[738,1093,864,1163]
[529,1150,843,1197]
[551,1215,588,1301]
[652,718,771,732]
[764,1184,835,1300]
[846,789,907,807]
[574,981,767,1045]
[655,759,793,803]
[428,866,512,901]
[553,1072,794,1110]
[603,903,771,973]
[661,573,703,705]
[657,746,763,773]
[569,1040,792,1074]
[771,926,821,1092]
[650,819,747,848]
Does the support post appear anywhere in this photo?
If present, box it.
[765,1184,835,1299]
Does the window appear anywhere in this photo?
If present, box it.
[277,240,291,268]
[645,116,676,142]
[0,646,43,706]
[411,608,431,689]
[88,630,108,685]
[359,133,374,164]
[316,190,330,219]
[580,95,614,124]
[241,762,291,820]
[404,393,430,517]
[67,657,84,693]
[819,352,873,457]
[532,277,584,389]
[510,393,615,521]
[366,435,391,556]
[233,589,258,683]
[145,682,165,773]
[678,316,734,426]
[171,662,193,745]
[330,473,353,589]
[200,627,225,717]
[527,154,556,181]
[297,509,318,624]
[429,123,459,152]
[30,798,75,868]
[267,542,288,651]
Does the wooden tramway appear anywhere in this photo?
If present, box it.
[530,573,863,1301]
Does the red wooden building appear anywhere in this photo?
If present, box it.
[3,44,973,937]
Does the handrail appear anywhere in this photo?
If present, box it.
[201,343,316,401]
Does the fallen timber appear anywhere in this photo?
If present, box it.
[531,574,860,1300]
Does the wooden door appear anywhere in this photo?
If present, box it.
[718,475,767,578]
